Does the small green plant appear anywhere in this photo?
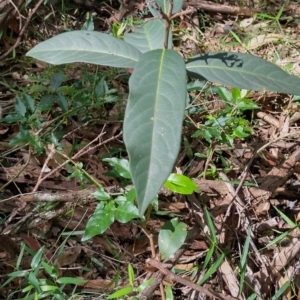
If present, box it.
[192,87,258,147]
[25,0,300,219]
[1,244,86,300]
[107,264,154,299]
[0,68,122,160]
[82,158,194,240]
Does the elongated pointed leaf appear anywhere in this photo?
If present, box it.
[26,31,141,68]
[146,0,184,16]
[124,19,172,53]
[124,49,186,216]
[186,52,300,95]
[159,0,184,14]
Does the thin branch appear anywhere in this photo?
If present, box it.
[0,0,44,60]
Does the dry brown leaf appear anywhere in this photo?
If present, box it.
[271,238,300,273]
[247,34,283,50]
[174,263,194,271]
[82,279,115,290]
[57,246,81,266]
[220,259,240,298]
[255,201,270,216]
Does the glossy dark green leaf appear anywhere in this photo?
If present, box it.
[82,202,115,241]
[114,202,139,222]
[164,173,199,194]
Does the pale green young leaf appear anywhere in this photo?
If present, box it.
[56,277,87,284]
[115,202,139,222]
[136,278,154,292]
[128,264,135,286]
[40,285,59,292]
[146,0,184,16]
[165,283,174,300]
[107,286,134,299]
[92,188,111,201]
[158,218,187,260]
[164,173,199,194]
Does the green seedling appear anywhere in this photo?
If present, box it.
[107,264,154,299]
[24,0,300,220]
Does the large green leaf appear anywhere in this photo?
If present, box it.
[26,31,141,68]
[124,19,172,53]
[186,52,300,95]
[123,49,186,216]
[146,0,184,16]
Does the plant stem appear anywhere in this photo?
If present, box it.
[161,0,173,49]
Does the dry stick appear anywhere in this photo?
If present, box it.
[171,8,198,20]
[137,224,201,299]
[147,259,238,300]
[32,125,108,192]
[33,144,56,192]
[0,0,44,60]
[183,0,258,17]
